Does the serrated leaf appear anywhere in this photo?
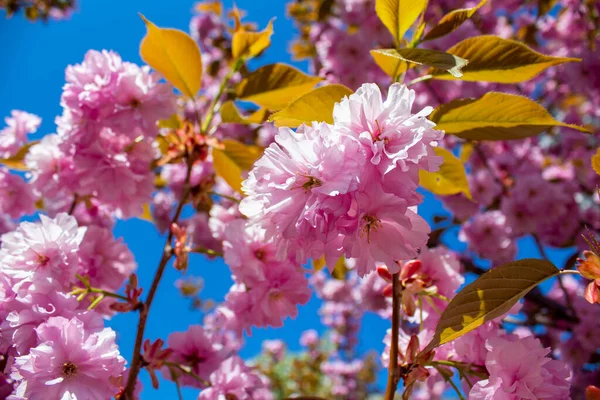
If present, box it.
[371,48,468,78]
[375,0,428,44]
[232,19,274,60]
[419,147,471,199]
[592,148,600,177]
[422,0,487,42]
[220,101,268,125]
[430,92,590,140]
[269,84,353,128]
[139,15,202,98]
[0,141,39,171]
[431,35,580,83]
[236,63,322,111]
[212,139,263,192]
[423,259,559,352]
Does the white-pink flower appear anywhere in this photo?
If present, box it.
[0,110,41,158]
[469,334,571,400]
[12,316,125,400]
[333,83,443,200]
[0,213,85,293]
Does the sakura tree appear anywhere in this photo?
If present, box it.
[0,0,599,399]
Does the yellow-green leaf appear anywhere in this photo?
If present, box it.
[459,142,474,163]
[370,49,408,78]
[592,148,600,177]
[139,15,203,98]
[157,114,182,130]
[220,101,268,125]
[375,0,428,44]
[419,147,471,199]
[312,256,327,272]
[236,63,322,111]
[422,259,559,353]
[312,256,346,280]
[371,48,468,78]
[212,139,263,192]
[139,204,154,222]
[431,35,580,83]
[0,141,39,171]
[269,84,353,128]
[430,92,590,140]
[422,0,487,42]
[232,19,274,60]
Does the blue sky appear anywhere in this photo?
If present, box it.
[0,1,576,398]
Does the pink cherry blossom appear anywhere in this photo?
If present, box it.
[460,210,517,265]
[0,213,85,293]
[0,110,41,158]
[198,356,272,400]
[12,316,125,400]
[25,134,77,200]
[69,127,155,218]
[343,184,430,276]
[333,82,443,199]
[469,334,571,400]
[164,325,228,387]
[0,168,36,219]
[58,49,176,140]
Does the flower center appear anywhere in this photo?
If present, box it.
[298,172,322,191]
[37,253,50,267]
[62,361,78,377]
[362,215,381,243]
[254,249,265,260]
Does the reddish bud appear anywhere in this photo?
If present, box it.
[400,259,422,281]
[584,281,600,304]
[382,284,393,297]
[586,385,600,400]
[578,251,600,280]
[377,265,393,282]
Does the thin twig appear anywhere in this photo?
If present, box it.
[201,59,243,134]
[164,361,211,387]
[209,191,240,204]
[407,74,433,86]
[67,194,79,215]
[123,162,194,399]
[384,273,401,400]
[533,234,576,318]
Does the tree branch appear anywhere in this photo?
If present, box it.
[123,162,193,399]
[384,273,401,400]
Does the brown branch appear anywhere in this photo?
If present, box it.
[123,162,193,399]
[384,273,401,400]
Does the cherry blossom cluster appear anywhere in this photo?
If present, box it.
[241,82,443,276]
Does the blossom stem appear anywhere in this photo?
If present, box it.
[67,193,79,215]
[559,269,581,275]
[407,74,433,86]
[384,273,401,400]
[190,246,223,257]
[434,365,466,400]
[201,58,244,134]
[164,361,211,387]
[123,161,194,399]
[209,191,240,204]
